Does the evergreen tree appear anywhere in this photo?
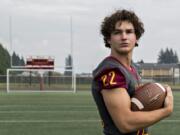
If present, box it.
[20,56,25,66]
[12,51,25,66]
[157,48,179,64]
[137,59,144,64]
[0,43,25,74]
[0,44,10,74]
[64,54,72,76]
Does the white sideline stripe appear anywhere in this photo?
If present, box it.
[155,83,166,92]
[0,105,95,108]
[7,90,75,93]
[0,110,97,113]
[0,120,101,123]
[0,119,179,123]
[161,120,180,123]
[131,98,144,110]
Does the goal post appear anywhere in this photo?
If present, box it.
[6,68,76,93]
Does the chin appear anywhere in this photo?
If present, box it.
[116,50,129,55]
[118,48,131,54]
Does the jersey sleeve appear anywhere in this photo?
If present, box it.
[96,68,127,91]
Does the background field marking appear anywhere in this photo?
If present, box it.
[0,105,96,108]
[0,120,101,123]
[0,110,98,113]
[0,119,179,123]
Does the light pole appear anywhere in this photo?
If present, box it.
[9,15,13,68]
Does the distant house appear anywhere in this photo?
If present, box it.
[136,63,180,83]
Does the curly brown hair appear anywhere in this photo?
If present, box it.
[101,9,145,48]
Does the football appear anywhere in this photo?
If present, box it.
[131,83,167,111]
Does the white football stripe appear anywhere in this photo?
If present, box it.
[155,83,166,92]
[131,98,144,110]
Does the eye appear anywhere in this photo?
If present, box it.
[112,30,122,35]
[126,29,135,34]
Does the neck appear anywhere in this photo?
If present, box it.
[110,51,132,69]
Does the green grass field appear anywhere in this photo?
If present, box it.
[0,91,179,135]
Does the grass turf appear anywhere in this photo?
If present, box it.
[0,91,179,135]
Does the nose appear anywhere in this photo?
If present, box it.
[121,32,127,40]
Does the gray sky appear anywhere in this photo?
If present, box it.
[0,0,180,73]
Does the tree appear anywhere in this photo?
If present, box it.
[0,43,10,74]
[157,48,179,64]
[64,54,73,76]
[137,59,144,64]
[0,43,25,75]
[12,52,25,66]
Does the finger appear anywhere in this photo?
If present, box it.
[166,86,171,92]
[167,87,173,99]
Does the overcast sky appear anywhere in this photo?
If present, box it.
[0,0,180,73]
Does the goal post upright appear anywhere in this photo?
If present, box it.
[73,69,76,93]
[6,69,10,93]
[70,15,76,93]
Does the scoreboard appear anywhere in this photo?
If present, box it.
[26,56,54,69]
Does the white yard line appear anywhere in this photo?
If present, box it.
[0,110,97,113]
[161,120,180,123]
[0,120,101,123]
[0,105,96,108]
[0,119,179,123]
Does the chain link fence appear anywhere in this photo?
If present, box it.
[0,75,180,92]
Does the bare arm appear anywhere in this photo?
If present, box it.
[101,86,173,133]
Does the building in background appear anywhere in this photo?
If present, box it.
[136,63,180,84]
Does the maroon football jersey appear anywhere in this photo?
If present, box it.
[91,56,148,135]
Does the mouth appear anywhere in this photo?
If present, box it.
[120,43,129,47]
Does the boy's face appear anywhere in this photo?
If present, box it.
[108,21,137,55]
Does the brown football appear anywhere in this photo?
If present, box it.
[131,83,167,111]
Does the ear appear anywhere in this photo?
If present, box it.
[135,43,138,47]
[135,39,138,47]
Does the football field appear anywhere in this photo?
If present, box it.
[0,91,179,135]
